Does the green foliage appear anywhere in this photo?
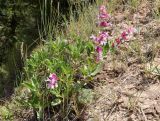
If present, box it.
[0,0,40,88]
[78,88,95,104]
[0,106,13,120]
[21,36,98,120]
[0,0,96,97]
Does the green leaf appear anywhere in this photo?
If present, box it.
[90,62,104,76]
[22,82,36,92]
[103,43,109,56]
[51,99,61,106]
[78,88,94,104]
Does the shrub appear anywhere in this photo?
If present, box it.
[21,36,97,120]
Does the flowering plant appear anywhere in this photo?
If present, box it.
[91,5,137,62]
[21,37,96,120]
[45,73,58,89]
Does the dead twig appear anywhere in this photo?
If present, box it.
[105,103,118,120]
[141,108,148,121]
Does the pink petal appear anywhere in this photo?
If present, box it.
[112,43,115,48]
[46,73,59,89]
[115,38,121,44]
[127,27,137,34]
[96,51,103,62]
[47,83,55,89]
[99,5,106,14]
[90,35,97,41]
[99,13,111,19]
[121,31,128,40]
[99,21,112,27]
[49,73,58,81]
[96,46,103,53]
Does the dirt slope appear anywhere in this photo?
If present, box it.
[85,2,160,121]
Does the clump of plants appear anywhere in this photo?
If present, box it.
[20,5,137,121]
[20,37,97,120]
[90,5,137,62]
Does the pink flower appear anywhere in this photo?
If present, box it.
[96,46,103,53]
[46,73,58,89]
[96,46,103,61]
[127,27,137,34]
[121,31,128,40]
[90,32,109,45]
[99,5,107,14]
[90,34,97,41]
[99,13,111,19]
[115,37,121,45]
[111,43,115,48]
[97,32,109,45]
[120,27,137,41]
[99,21,112,27]
[98,5,111,20]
